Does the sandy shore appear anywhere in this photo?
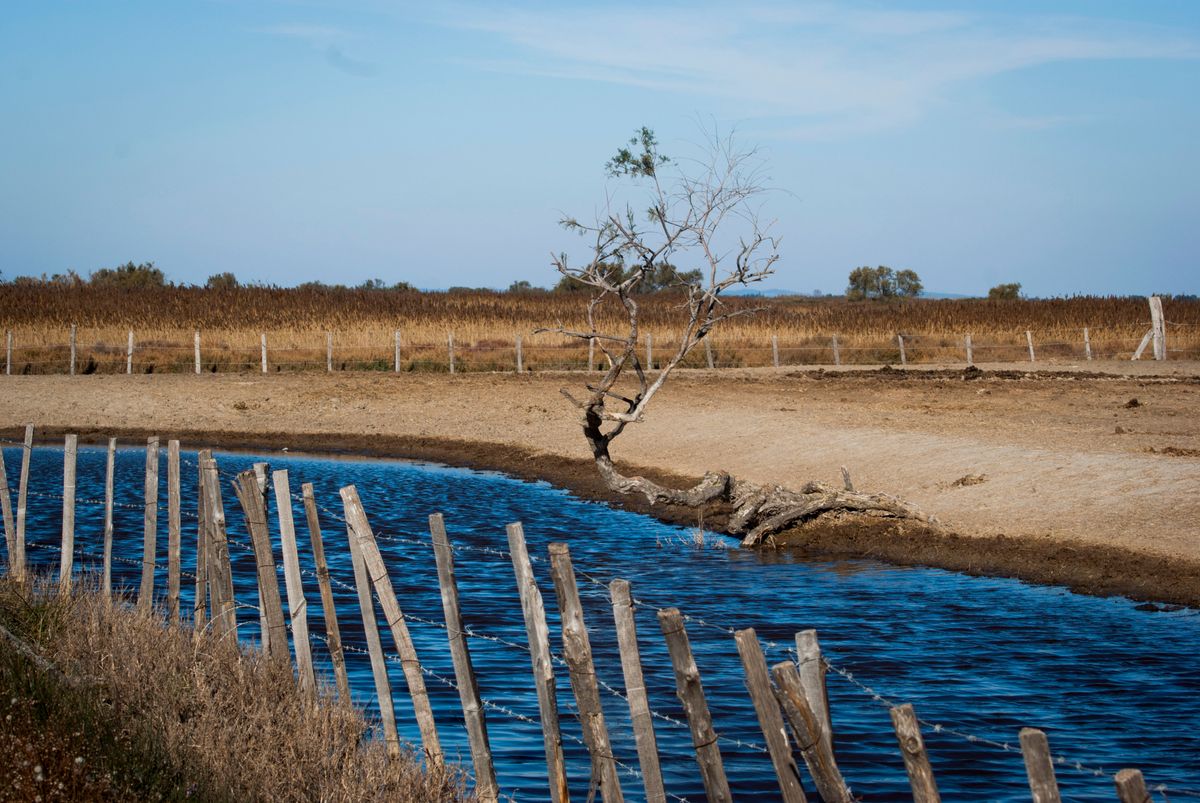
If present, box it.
[2,362,1198,605]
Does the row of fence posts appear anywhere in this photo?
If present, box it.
[0,427,1167,802]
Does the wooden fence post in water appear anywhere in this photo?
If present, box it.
[1114,768,1151,803]
[272,469,316,696]
[340,484,443,765]
[704,337,714,370]
[126,330,134,374]
[194,450,210,631]
[1019,727,1061,803]
[610,579,666,803]
[890,703,940,803]
[59,434,78,592]
[795,630,833,757]
[139,436,160,614]
[13,424,33,582]
[260,334,268,373]
[302,482,350,700]
[897,334,907,366]
[771,660,852,802]
[69,324,77,375]
[233,470,288,663]
[194,331,201,374]
[772,335,780,368]
[102,438,115,602]
[167,440,181,621]
[394,329,401,373]
[0,447,14,575]
[448,332,456,375]
[832,334,841,366]
[430,513,497,802]
[251,462,272,653]
[548,541,624,802]
[965,334,974,366]
[515,335,523,374]
[658,607,731,802]
[734,628,806,803]
[1084,327,1093,361]
[506,523,569,803]
[345,518,401,757]
[201,455,237,639]
[1026,330,1036,363]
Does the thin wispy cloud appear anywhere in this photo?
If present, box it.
[437,3,1199,136]
[257,22,378,78]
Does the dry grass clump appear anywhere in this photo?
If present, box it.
[0,574,464,802]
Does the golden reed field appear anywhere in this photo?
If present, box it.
[1,285,1197,373]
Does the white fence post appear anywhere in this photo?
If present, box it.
[965,334,973,366]
[645,332,653,369]
[394,330,401,373]
[1026,330,1036,363]
[516,335,523,373]
[326,331,333,373]
[126,330,134,374]
[1149,295,1166,360]
[69,324,77,375]
[194,330,201,374]
[260,333,268,373]
[897,334,907,366]
[771,335,779,368]
[832,334,841,366]
[1083,327,1093,361]
[448,332,456,374]
[6,330,12,375]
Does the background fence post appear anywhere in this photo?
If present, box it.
[548,541,624,802]
[430,513,498,802]
[507,523,569,803]
[302,482,351,701]
[1026,330,1036,363]
[1149,295,1166,360]
[5,330,11,375]
[645,332,653,370]
[659,607,731,803]
[14,424,33,582]
[126,330,134,374]
[394,329,401,373]
[589,336,596,372]
[448,332,456,375]
[897,334,907,366]
[273,469,316,696]
[260,333,268,373]
[167,439,181,622]
[516,335,523,374]
[704,337,714,370]
[69,324,77,375]
[139,436,160,614]
[60,434,77,592]
[1019,727,1061,803]
[1083,327,1092,361]
[832,334,841,366]
[102,438,115,601]
[734,628,806,803]
[772,335,780,368]
[890,703,940,803]
[611,579,667,803]
[194,330,201,374]
[326,331,333,373]
[965,334,973,366]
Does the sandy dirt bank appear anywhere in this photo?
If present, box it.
[2,362,1197,605]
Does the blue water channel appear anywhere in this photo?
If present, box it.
[4,443,1199,802]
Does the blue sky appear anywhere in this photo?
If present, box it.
[1,1,1196,296]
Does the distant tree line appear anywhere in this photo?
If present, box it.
[845,265,923,300]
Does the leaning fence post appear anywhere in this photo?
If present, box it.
[448,332,456,374]
[233,470,288,662]
[771,660,852,802]
[167,439,181,621]
[965,334,974,366]
[0,444,15,574]
[340,484,444,765]
[832,334,841,366]
[515,335,523,374]
[126,330,134,374]
[102,438,115,601]
[260,333,268,373]
[394,329,401,372]
[1114,768,1151,803]
[60,434,77,592]
[890,703,940,803]
[1083,327,1093,361]
[345,517,401,757]
[301,483,351,700]
[507,523,569,803]
[273,469,316,696]
[13,424,32,582]
[430,513,498,802]
[548,541,624,802]
[1025,330,1036,363]
[659,607,731,802]
[795,630,834,756]
[326,331,333,373]
[194,330,201,374]
[734,628,806,803]
[611,579,667,803]
[69,324,77,375]
[897,334,907,366]
[251,462,272,653]
[1019,727,1061,803]
[704,337,714,370]
[139,436,160,613]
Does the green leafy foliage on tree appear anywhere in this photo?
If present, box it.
[846,265,922,300]
[988,282,1022,300]
[553,262,701,293]
[205,272,240,290]
[89,262,165,289]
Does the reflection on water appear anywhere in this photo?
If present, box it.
[6,444,1199,802]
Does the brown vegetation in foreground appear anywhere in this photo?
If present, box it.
[0,574,463,802]
[1,284,1197,373]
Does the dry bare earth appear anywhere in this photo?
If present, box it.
[1,363,1198,603]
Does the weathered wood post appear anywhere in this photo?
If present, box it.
[965,334,974,366]
[326,331,333,373]
[734,628,806,802]
[194,450,209,630]
[1114,768,1151,803]
[832,334,841,366]
[345,517,401,757]
[771,660,852,802]
[589,336,596,372]
[301,483,351,700]
[260,333,268,373]
[167,439,181,621]
[200,455,237,639]
[139,436,160,613]
[340,485,444,765]
[796,630,834,756]
[890,703,940,803]
[1083,327,1093,361]
[1019,727,1061,803]
[704,337,714,370]
[772,335,780,368]
[394,329,402,372]
[69,324,77,375]
[251,462,272,653]
[1149,295,1166,360]
[60,434,77,592]
[659,607,731,802]
[1026,330,1036,363]
[0,447,14,575]
[645,332,653,370]
[611,579,667,803]
[13,424,33,582]
[232,470,287,662]
[506,523,569,803]
[429,513,497,802]
[515,335,523,374]
[102,438,115,601]
[897,334,907,366]
[448,332,456,374]
[194,330,201,374]
[5,330,11,375]
[548,541,624,802]
[273,469,316,695]
[126,330,134,374]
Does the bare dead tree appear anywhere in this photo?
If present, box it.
[541,127,928,546]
